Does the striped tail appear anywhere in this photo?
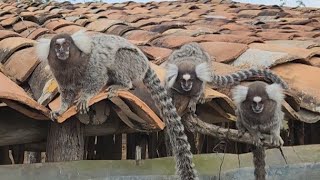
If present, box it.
[252,146,266,180]
[143,67,198,180]
[211,68,288,89]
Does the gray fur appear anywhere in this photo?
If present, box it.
[165,43,212,113]
[164,42,288,115]
[40,32,198,180]
[211,68,289,90]
[232,81,285,180]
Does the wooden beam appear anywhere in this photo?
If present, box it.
[0,116,149,147]
[0,113,47,146]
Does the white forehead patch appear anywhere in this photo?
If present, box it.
[56,38,65,44]
[182,73,191,81]
[253,96,262,103]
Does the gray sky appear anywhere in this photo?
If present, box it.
[61,0,320,8]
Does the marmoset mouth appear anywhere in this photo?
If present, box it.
[252,107,263,114]
[182,86,192,92]
[57,53,69,60]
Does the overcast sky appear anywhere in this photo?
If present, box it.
[62,0,320,8]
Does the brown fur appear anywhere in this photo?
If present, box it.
[232,81,285,180]
[47,33,91,119]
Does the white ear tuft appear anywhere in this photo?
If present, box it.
[36,38,51,62]
[195,62,212,82]
[266,83,285,103]
[166,63,179,88]
[232,85,249,106]
[71,29,92,54]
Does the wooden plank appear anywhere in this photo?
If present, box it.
[0,108,48,146]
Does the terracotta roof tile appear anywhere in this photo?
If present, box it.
[3,47,39,83]
[0,72,49,120]
[249,43,320,60]
[106,24,137,36]
[139,46,172,65]
[44,19,76,31]
[85,19,128,32]
[12,20,39,33]
[199,42,248,63]
[0,30,20,40]
[272,63,320,114]
[1,15,19,26]
[23,27,52,40]
[151,35,200,48]
[123,29,160,44]
[0,37,35,63]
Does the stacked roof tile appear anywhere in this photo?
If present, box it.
[0,0,319,132]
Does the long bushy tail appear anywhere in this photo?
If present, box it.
[211,68,288,89]
[143,67,198,180]
[252,146,266,180]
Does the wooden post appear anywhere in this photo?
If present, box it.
[11,144,24,164]
[84,136,96,160]
[46,118,84,162]
[24,152,41,163]
[147,132,158,159]
[126,133,136,159]
[0,146,11,165]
